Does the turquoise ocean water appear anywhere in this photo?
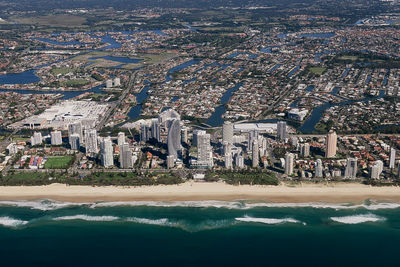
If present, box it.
[0,199,399,266]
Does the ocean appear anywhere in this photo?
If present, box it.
[0,199,399,266]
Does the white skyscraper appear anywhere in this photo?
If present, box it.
[315,159,323,178]
[224,153,233,169]
[235,153,245,169]
[181,127,188,144]
[30,132,42,146]
[222,121,234,144]
[285,152,294,175]
[85,129,98,154]
[167,119,181,159]
[117,132,126,147]
[300,143,310,157]
[167,155,175,169]
[248,130,259,151]
[345,158,358,179]
[50,130,62,145]
[141,124,150,143]
[390,148,396,169]
[120,143,133,169]
[252,140,259,168]
[370,160,383,179]
[68,122,83,144]
[69,134,80,150]
[151,119,161,142]
[277,121,287,142]
[192,130,206,147]
[100,137,114,168]
[195,131,213,168]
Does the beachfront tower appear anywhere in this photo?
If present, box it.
[222,121,234,144]
[167,155,175,169]
[197,131,213,167]
[277,121,287,142]
[252,140,259,168]
[390,148,396,169]
[167,119,182,159]
[370,160,383,179]
[325,130,337,158]
[100,137,114,168]
[344,158,358,179]
[120,143,133,169]
[315,159,323,178]
[285,152,294,175]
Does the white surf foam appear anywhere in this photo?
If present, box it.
[90,200,244,209]
[53,215,119,222]
[0,216,28,227]
[330,214,385,224]
[0,200,87,211]
[244,202,400,211]
[235,216,302,225]
[1,199,400,212]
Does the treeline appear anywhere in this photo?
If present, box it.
[205,170,279,185]
[0,171,184,186]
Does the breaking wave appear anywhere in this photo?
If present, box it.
[0,199,399,212]
[53,215,119,222]
[235,216,304,225]
[330,214,386,224]
[0,200,88,211]
[0,216,28,228]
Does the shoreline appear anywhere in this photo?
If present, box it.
[0,182,399,203]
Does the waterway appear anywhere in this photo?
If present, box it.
[0,84,105,100]
[127,59,201,120]
[206,82,243,127]
[88,56,143,64]
[298,89,385,133]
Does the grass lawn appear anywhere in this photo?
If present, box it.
[309,67,326,75]
[14,14,87,27]
[64,79,90,87]
[44,156,73,169]
[338,56,358,61]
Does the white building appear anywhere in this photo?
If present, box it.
[100,137,114,168]
[50,130,62,145]
[390,148,396,169]
[285,152,294,175]
[31,132,42,146]
[370,160,383,179]
[118,132,126,147]
[345,158,358,179]
[222,121,234,144]
[120,143,133,169]
[85,129,98,154]
[277,121,287,142]
[69,134,80,150]
[315,159,323,178]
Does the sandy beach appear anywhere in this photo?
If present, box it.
[0,182,399,203]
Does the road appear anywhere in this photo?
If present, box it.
[96,71,138,131]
